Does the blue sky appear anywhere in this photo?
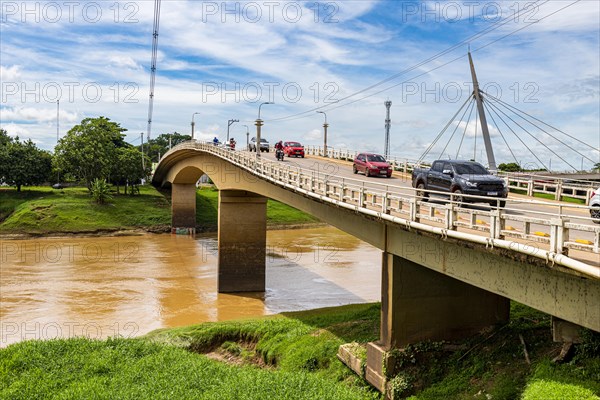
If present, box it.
[1,0,599,170]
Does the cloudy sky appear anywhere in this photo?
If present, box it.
[1,0,599,170]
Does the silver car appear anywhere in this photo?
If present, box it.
[590,187,600,223]
[249,137,269,152]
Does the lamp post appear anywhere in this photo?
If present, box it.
[316,111,328,157]
[243,124,250,149]
[227,119,239,142]
[256,102,273,157]
[191,112,200,139]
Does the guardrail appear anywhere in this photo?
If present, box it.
[158,141,600,278]
[303,145,598,205]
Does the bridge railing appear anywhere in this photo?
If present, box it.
[303,146,598,205]
[159,141,600,276]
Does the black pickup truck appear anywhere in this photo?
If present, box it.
[412,160,508,207]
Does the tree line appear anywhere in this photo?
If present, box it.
[0,116,190,193]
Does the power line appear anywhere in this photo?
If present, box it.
[266,0,558,122]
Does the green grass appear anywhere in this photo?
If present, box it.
[0,338,376,400]
[0,185,319,234]
[1,304,381,400]
[0,186,171,234]
[194,187,319,231]
[509,188,586,204]
[1,303,599,399]
[398,303,600,400]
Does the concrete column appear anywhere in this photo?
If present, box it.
[366,252,509,391]
[218,190,267,292]
[172,183,197,229]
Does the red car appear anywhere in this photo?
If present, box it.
[353,153,392,178]
[283,141,305,158]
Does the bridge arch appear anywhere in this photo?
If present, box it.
[154,143,600,392]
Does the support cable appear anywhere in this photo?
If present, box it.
[418,96,472,163]
[438,96,475,159]
[473,102,479,162]
[485,101,548,169]
[483,101,520,165]
[485,100,578,170]
[489,103,576,171]
[484,91,598,160]
[456,99,476,159]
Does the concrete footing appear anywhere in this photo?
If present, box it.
[363,253,510,393]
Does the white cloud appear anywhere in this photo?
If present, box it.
[0,1,597,171]
[0,65,22,81]
[1,106,78,123]
[0,123,31,138]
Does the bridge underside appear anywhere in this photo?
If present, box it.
[155,150,600,392]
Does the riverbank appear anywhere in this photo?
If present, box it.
[1,302,598,399]
[0,185,320,237]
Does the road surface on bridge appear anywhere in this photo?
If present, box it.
[258,152,593,222]
[247,151,598,258]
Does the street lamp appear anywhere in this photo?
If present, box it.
[243,124,250,149]
[227,119,239,142]
[316,111,328,157]
[256,102,273,157]
[191,112,200,139]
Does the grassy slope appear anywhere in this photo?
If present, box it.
[2,303,597,400]
[1,304,381,400]
[0,186,318,234]
[0,186,171,234]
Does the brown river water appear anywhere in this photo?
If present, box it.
[0,227,381,347]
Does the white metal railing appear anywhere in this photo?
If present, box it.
[303,146,599,205]
[157,141,600,278]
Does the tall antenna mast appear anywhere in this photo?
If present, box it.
[384,100,392,159]
[468,52,497,171]
[146,0,162,142]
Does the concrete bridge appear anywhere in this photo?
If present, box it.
[153,141,599,392]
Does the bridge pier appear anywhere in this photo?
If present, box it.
[365,252,509,392]
[171,183,197,231]
[217,190,267,292]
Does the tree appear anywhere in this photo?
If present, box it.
[54,117,127,188]
[142,132,191,162]
[498,162,522,172]
[112,147,151,194]
[0,135,52,191]
[0,129,12,147]
[90,178,112,204]
[0,129,11,182]
[593,162,600,172]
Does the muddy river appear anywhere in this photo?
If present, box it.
[0,227,381,347]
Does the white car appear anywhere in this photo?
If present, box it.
[590,187,600,223]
